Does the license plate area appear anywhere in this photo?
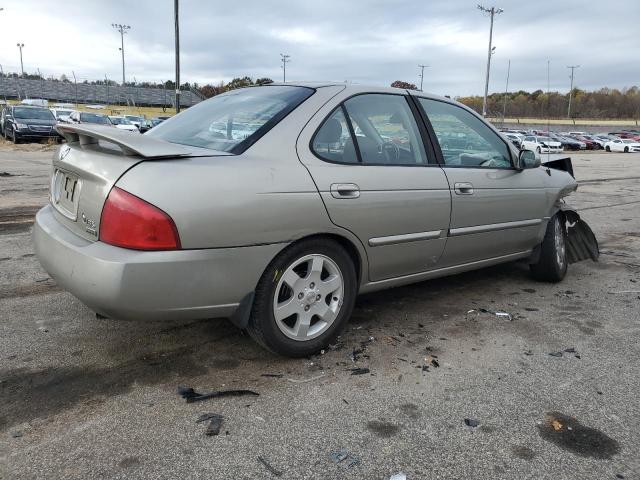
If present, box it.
[51,169,81,220]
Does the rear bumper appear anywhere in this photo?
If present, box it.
[34,204,285,321]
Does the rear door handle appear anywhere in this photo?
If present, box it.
[330,183,360,199]
[454,182,474,195]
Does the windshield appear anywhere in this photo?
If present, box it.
[125,116,143,122]
[80,113,112,125]
[55,110,73,117]
[14,107,55,120]
[538,137,553,142]
[147,86,314,153]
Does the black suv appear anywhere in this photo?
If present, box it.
[0,105,62,143]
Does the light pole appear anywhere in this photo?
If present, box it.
[418,64,429,91]
[280,53,290,82]
[502,59,510,121]
[17,43,25,76]
[111,23,131,86]
[478,5,503,117]
[567,65,580,119]
[174,0,181,113]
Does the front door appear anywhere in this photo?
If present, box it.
[414,96,549,267]
[297,92,451,281]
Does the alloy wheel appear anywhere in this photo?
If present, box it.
[272,254,344,341]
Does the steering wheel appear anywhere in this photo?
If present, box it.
[380,141,400,163]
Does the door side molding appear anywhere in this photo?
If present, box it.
[369,230,442,247]
[449,218,541,237]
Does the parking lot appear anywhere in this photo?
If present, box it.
[1,141,639,479]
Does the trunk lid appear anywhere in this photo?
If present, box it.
[51,124,230,241]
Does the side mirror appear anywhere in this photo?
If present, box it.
[516,149,541,170]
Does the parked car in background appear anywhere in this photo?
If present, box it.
[609,131,640,141]
[503,132,523,149]
[521,135,563,153]
[571,135,600,150]
[67,111,113,126]
[604,138,640,153]
[34,84,597,356]
[50,108,74,123]
[580,134,606,148]
[0,105,61,143]
[149,116,171,128]
[548,133,584,151]
[124,114,152,132]
[109,116,140,133]
[20,98,48,107]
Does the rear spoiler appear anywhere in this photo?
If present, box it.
[56,124,192,158]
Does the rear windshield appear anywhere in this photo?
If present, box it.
[14,107,55,120]
[147,86,314,153]
[80,113,111,125]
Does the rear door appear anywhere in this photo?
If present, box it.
[413,96,549,266]
[297,91,451,282]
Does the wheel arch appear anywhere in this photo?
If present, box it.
[229,230,368,330]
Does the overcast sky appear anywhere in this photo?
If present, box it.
[0,0,638,96]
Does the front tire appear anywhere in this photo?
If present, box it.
[530,214,568,282]
[624,147,629,153]
[605,145,611,152]
[247,238,357,357]
[11,128,19,144]
[536,146,541,153]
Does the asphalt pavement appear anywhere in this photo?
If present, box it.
[1,143,639,479]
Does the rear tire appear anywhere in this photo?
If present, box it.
[624,147,629,153]
[530,214,568,283]
[605,145,611,152]
[536,146,541,153]
[247,238,357,357]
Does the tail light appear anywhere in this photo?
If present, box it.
[100,187,181,250]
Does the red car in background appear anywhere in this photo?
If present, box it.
[572,135,600,149]
[610,131,640,141]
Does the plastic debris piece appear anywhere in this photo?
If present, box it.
[548,352,563,357]
[390,474,407,480]
[350,367,370,375]
[257,456,283,477]
[205,416,224,436]
[563,347,576,353]
[286,374,325,383]
[330,450,349,463]
[178,386,259,403]
[261,373,284,378]
[464,418,480,427]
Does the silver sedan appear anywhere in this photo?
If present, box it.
[34,83,597,356]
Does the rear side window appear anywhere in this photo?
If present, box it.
[312,107,358,164]
[312,94,430,165]
[148,86,314,154]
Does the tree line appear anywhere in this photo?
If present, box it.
[390,79,640,119]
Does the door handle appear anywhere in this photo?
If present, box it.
[330,183,360,199]
[454,182,474,195]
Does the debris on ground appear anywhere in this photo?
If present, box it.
[548,351,564,357]
[548,348,580,358]
[389,473,407,480]
[178,386,259,403]
[0,171,21,177]
[257,456,283,476]
[467,308,512,321]
[261,373,284,378]
[11,431,23,438]
[464,418,480,428]
[196,413,224,436]
[350,367,370,375]
[523,350,533,356]
[285,374,325,384]
[330,450,360,469]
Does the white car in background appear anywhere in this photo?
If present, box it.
[604,138,640,153]
[50,108,74,123]
[521,135,563,154]
[108,116,140,133]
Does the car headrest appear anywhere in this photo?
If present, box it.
[315,118,342,144]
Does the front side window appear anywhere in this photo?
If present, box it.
[419,98,512,168]
[148,86,314,153]
[80,113,111,125]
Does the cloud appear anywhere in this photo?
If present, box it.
[0,0,637,95]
